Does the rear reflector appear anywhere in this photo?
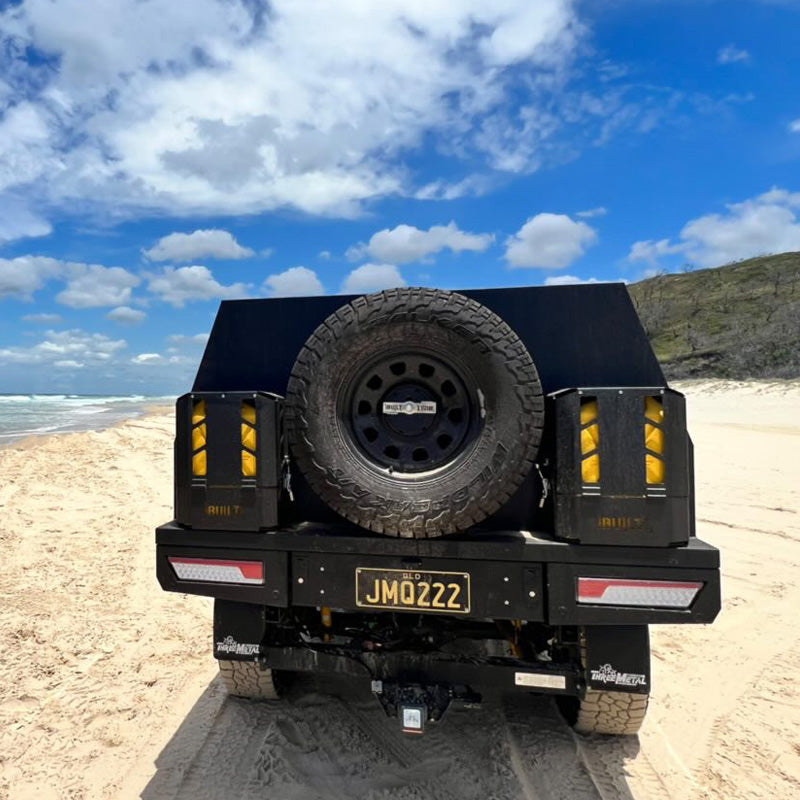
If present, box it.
[169,557,264,585]
[577,577,702,609]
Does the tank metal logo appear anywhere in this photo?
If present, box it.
[591,663,647,687]
[382,401,437,415]
[216,635,260,656]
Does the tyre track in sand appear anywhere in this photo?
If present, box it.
[141,674,652,800]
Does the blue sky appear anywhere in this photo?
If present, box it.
[1,0,799,394]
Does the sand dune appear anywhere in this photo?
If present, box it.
[1,383,799,799]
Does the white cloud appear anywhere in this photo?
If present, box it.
[143,229,254,261]
[53,359,83,369]
[414,174,494,201]
[681,191,800,266]
[349,221,494,264]
[56,264,141,308]
[167,333,209,346]
[0,101,52,193]
[0,202,52,245]
[1,256,140,307]
[132,353,163,364]
[717,45,751,65]
[627,188,800,268]
[146,265,249,307]
[106,306,146,324]
[131,351,196,369]
[165,354,195,366]
[544,275,602,286]
[505,213,597,268]
[576,206,607,219]
[0,329,126,365]
[0,255,63,300]
[342,264,407,294]
[263,266,324,297]
[23,312,62,323]
[789,119,800,133]
[627,238,688,267]
[0,1,581,219]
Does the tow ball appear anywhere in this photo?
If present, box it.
[371,680,481,734]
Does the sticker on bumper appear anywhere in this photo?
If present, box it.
[514,672,567,690]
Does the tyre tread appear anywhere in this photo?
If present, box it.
[571,634,649,736]
[573,689,649,736]
[218,659,280,700]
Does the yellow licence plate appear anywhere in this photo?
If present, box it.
[355,568,471,614]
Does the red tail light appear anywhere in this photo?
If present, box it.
[577,577,702,608]
[168,557,264,585]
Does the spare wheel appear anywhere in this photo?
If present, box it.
[285,287,544,538]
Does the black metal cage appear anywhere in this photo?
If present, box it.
[551,387,692,547]
[174,391,284,531]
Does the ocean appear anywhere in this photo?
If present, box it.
[0,394,175,444]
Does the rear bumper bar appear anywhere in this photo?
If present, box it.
[261,645,580,695]
[156,521,721,626]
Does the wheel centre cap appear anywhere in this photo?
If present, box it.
[382,384,437,437]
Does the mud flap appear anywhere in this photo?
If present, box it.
[213,599,268,661]
[583,625,650,694]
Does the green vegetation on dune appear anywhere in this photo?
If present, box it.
[627,251,800,379]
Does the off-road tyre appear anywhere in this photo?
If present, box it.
[559,633,649,736]
[572,689,649,736]
[218,660,281,700]
[285,287,544,538]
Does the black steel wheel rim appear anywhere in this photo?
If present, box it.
[342,350,480,474]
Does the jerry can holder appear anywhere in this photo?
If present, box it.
[550,387,692,547]
[174,391,284,531]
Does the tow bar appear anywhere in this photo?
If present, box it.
[371,680,481,734]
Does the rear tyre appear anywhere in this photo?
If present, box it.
[572,689,649,736]
[218,660,281,700]
[558,630,649,736]
[286,287,544,538]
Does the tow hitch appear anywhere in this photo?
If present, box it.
[372,680,481,734]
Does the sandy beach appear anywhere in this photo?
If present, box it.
[1,382,799,800]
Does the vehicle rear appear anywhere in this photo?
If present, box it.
[156,285,721,735]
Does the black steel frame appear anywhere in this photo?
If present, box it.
[156,521,720,626]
